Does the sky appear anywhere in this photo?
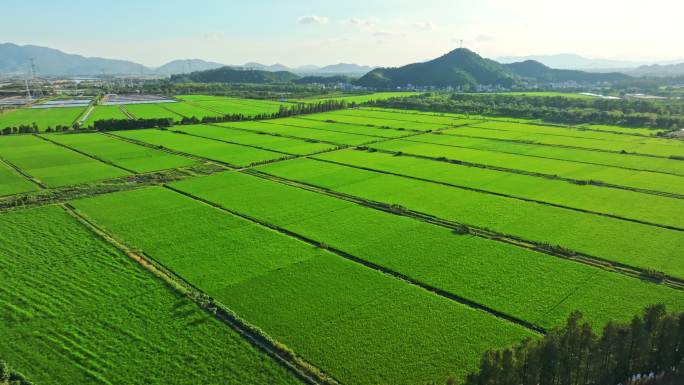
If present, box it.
[2,0,683,67]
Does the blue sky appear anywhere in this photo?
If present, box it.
[3,0,682,67]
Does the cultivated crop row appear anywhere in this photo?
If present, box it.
[257,158,684,279]
[171,170,684,329]
[71,186,535,385]
[0,205,303,385]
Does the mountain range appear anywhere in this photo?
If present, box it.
[0,43,375,77]
[355,48,629,88]
[496,53,684,72]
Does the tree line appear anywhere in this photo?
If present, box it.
[372,94,684,131]
[457,304,684,385]
[0,361,32,385]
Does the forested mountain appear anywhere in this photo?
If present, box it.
[169,66,300,83]
[356,48,630,88]
[356,48,518,88]
[0,42,144,76]
[154,59,225,75]
[506,60,629,83]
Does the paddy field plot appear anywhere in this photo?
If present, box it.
[220,121,381,146]
[72,186,535,385]
[370,138,684,196]
[160,102,223,120]
[316,148,684,229]
[446,124,684,158]
[294,92,419,104]
[472,121,674,143]
[277,116,412,138]
[46,132,196,173]
[0,160,38,196]
[579,124,661,136]
[0,205,303,385]
[350,107,481,126]
[112,129,287,166]
[177,95,284,116]
[173,124,336,155]
[172,170,684,329]
[305,110,451,131]
[410,133,684,176]
[122,103,184,121]
[258,157,684,279]
[0,135,128,187]
[83,105,129,127]
[0,106,85,131]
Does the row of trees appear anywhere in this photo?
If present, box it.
[0,123,77,135]
[91,100,350,131]
[0,361,32,385]
[460,305,684,385]
[372,94,684,131]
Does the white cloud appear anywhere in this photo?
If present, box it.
[412,21,435,31]
[475,34,495,43]
[298,15,329,25]
[342,17,378,27]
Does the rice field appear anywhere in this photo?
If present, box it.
[0,160,38,196]
[4,102,684,385]
[112,129,287,167]
[176,95,285,116]
[0,205,303,385]
[370,138,684,196]
[84,105,129,127]
[45,132,196,173]
[173,124,337,155]
[0,135,129,187]
[172,171,684,329]
[257,157,684,279]
[293,92,419,104]
[71,186,535,385]
[0,106,86,131]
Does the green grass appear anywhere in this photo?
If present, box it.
[0,205,303,385]
[45,132,196,173]
[112,129,286,167]
[278,116,412,138]
[0,160,38,196]
[0,107,86,131]
[122,103,183,121]
[257,158,684,279]
[294,92,419,104]
[84,106,128,127]
[71,186,535,385]
[172,171,684,329]
[317,148,684,229]
[0,135,129,187]
[173,124,336,155]
[220,121,381,145]
[371,138,684,196]
[411,133,684,176]
[446,124,684,158]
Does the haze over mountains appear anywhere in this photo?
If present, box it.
[0,43,375,77]
[2,42,683,79]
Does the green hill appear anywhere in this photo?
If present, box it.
[355,48,518,88]
[355,48,630,88]
[506,60,629,83]
[170,66,300,84]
